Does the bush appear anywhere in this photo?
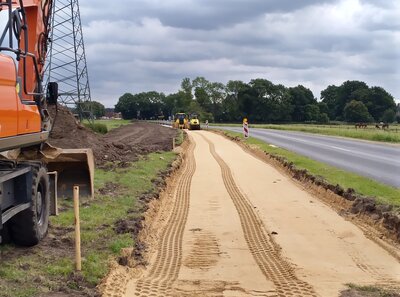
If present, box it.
[381,109,396,123]
[317,113,330,124]
[84,123,108,134]
[344,100,373,122]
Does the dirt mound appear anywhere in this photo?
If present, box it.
[103,121,176,154]
[48,106,177,165]
[48,106,123,165]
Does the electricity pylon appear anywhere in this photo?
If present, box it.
[44,0,92,120]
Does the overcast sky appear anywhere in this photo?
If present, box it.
[2,0,399,107]
[79,0,399,107]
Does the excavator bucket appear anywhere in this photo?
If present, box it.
[0,143,94,200]
[39,143,95,199]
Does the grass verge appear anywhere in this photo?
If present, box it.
[175,129,185,146]
[222,130,400,207]
[211,123,400,143]
[0,151,177,297]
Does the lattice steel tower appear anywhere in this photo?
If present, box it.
[44,0,92,119]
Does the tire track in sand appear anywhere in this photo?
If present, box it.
[133,138,196,297]
[200,133,318,297]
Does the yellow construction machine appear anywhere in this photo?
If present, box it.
[173,113,189,129]
[188,114,201,130]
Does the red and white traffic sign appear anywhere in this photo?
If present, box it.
[243,118,249,138]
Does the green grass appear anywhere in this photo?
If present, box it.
[50,152,177,282]
[223,131,400,207]
[0,261,26,280]
[94,119,131,131]
[45,258,74,277]
[0,256,46,297]
[83,119,131,134]
[82,252,109,286]
[211,123,400,143]
[109,233,133,254]
[0,151,177,297]
[82,119,131,133]
[175,129,185,146]
[84,122,108,134]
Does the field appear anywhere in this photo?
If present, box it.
[212,123,400,143]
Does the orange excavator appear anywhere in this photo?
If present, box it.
[0,0,93,246]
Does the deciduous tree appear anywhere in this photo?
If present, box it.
[343,100,373,123]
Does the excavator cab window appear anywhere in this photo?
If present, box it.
[0,3,24,61]
[0,0,48,101]
[0,6,18,62]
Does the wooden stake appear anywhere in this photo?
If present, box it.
[173,138,175,150]
[73,186,82,271]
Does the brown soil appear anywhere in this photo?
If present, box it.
[48,105,177,165]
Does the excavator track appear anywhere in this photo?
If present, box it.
[200,134,317,297]
[133,138,196,297]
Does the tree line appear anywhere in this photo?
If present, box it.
[112,77,398,123]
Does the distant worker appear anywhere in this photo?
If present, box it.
[205,120,209,130]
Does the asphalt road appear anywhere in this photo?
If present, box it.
[213,126,400,188]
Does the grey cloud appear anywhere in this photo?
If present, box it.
[76,0,400,106]
[81,0,338,30]
[152,0,338,29]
